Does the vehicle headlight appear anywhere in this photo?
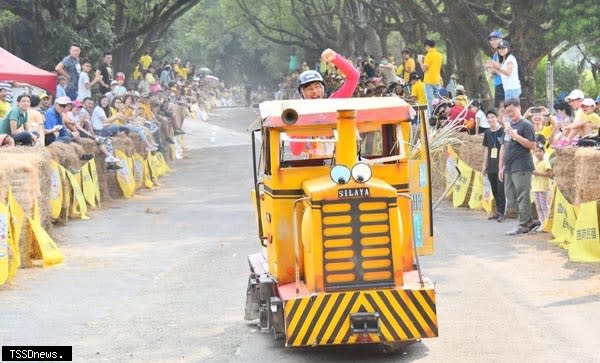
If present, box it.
[351,163,372,183]
[330,165,351,184]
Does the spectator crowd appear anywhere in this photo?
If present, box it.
[0,43,243,170]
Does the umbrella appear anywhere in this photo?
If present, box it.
[198,67,212,74]
[204,74,220,87]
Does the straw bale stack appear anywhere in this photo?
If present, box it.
[46,142,85,171]
[453,133,485,171]
[93,149,112,203]
[430,149,447,201]
[553,147,577,204]
[107,171,124,199]
[111,133,135,157]
[0,146,52,266]
[573,148,600,204]
[129,132,146,155]
[77,138,97,155]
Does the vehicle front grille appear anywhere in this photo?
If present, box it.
[320,197,395,292]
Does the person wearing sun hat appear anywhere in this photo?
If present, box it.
[488,40,521,103]
[43,95,74,145]
[485,31,505,107]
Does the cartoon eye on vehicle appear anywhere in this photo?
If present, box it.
[330,165,351,184]
[351,163,372,183]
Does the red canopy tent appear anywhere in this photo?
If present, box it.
[0,46,57,95]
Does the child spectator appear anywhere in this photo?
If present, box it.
[469,100,489,134]
[531,144,552,232]
[482,109,506,221]
[56,76,68,98]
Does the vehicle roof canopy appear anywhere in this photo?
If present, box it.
[259,97,416,128]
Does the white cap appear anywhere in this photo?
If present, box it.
[582,98,595,107]
[55,96,72,105]
[566,89,584,101]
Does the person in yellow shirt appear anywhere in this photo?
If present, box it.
[417,39,443,114]
[0,86,10,119]
[531,145,552,232]
[408,72,427,106]
[139,50,152,72]
[401,49,415,85]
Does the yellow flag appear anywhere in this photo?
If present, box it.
[114,150,136,198]
[568,201,600,262]
[468,171,484,210]
[543,185,556,232]
[148,152,162,179]
[550,188,576,247]
[59,165,71,223]
[169,144,177,161]
[453,159,473,208]
[481,176,494,214]
[28,209,64,268]
[144,158,154,189]
[80,162,97,208]
[155,152,171,174]
[446,146,459,196]
[0,203,9,285]
[88,159,101,207]
[7,188,23,278]
[66,170,89,220]
[132,153,145,190]
[49,160,64,220]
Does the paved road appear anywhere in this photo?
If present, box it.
[1,107,599,362]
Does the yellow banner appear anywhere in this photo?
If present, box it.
[59,165,71,223]
[148,152,163,180]
[114,150,136,198]
[49,160,63,220]
[568,201,600,262]
[28,213,63,268]
[550,188,576,247]
[169,144,177,161]
[80,161,96,208]
[446,146,459,196]
[7,188,22,279]
[155,152,171,175]
[468,171,484,210]
[0,203,9,285]
[144,158,154,189]
[453,159,473,208]
[132,153,145,190]
[88,159,101,207]
[66,170,89,220]
[543,185,556,232]
[481,176,494,214]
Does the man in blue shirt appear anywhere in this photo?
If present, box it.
[44,96,73,145]
[485,31,504,107]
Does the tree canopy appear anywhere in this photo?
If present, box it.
[0,0,598,104]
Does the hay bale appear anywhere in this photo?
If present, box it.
[553,148,577,204]
[430,149,447,201]
[0,147,51,266]
[129,133,146,155]
[107,172,124,199]
[574,148,600,204]
[93,149,112,203]
[77,137,97,155]
[111,133,135,157]
[46,142,85,171]
[454,133,485,171]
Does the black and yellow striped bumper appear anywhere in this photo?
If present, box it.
[283,288,437,347]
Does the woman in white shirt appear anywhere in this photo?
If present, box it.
[490,40,521,102]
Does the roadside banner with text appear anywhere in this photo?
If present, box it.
[568,201,600,262]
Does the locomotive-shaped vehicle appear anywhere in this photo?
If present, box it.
[245,97,437,348]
